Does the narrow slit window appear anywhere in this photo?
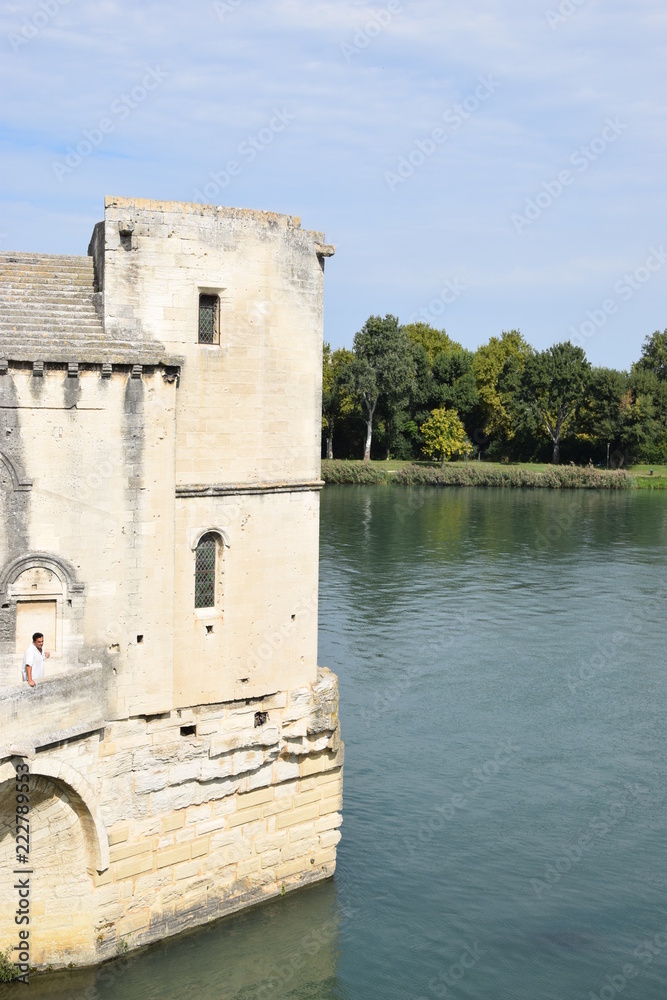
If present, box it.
[194,535,216,608]
[198,294,219,344]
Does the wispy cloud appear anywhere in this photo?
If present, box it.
[1,0,666,367]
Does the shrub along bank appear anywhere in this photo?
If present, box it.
[321,460,632,489]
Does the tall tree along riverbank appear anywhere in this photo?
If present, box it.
[323,321,667,467]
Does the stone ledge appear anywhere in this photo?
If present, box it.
[0,719,106,760]
[0,355,183,370]
[176,480,324,497]
[0,663,109,755]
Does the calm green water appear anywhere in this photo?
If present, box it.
[9,487,667,1000]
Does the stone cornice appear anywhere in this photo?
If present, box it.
[176,480,324,498]
[0,358,182,374]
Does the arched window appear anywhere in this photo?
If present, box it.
[194,534,217,608]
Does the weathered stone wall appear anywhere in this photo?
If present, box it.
[98,196,330,706]
[173,488,320,706]
[0,668,342,969]
[0,365,177,718]
[101,197,327,487]
[0,664,108,756]
[0,197,341,971]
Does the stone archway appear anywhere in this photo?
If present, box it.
[0,553,86,686]
[0,760,108,967]
[0,758,109,872]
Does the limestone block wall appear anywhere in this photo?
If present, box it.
[0,365,177,716]
[173,488,320,706]
[0,197,340,974]
[0,668,343,969]
[97,197,328,487]
[0,664,108,756]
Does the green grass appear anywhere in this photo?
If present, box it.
[627,464,667,477]
[324,459,667,475]
[624,464,667,489]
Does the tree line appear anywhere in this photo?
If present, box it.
[322,318,667,466]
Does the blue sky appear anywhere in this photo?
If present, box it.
[1,0,666,369]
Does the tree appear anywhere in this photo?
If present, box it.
[322,344,355,459]
[624,333,667,462]
[432,348,479,422]
[519,342,591,464]
[420,407,469,466]
[346,315,414,461]
[620,367,666,462]
[400,328,477,459]
[577,367,628,461]
[635,329,667,382]
[473,330,532,443]
[402,323,462,366]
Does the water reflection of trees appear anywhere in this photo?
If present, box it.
[319,486,665,627]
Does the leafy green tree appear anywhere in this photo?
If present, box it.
[473,330,532,443]
[346,315,414,461]
[620,367,666,461]
[432,348,479,423]
[322,343,355,459]
[577,368,628,457]
[401,330,478,457]
[420,407,469,466]
[519,342,591,464]
[624,332,667,461]
[402,323,462,366]
[635,329,667,382]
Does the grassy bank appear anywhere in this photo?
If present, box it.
[321,459,640,489]
[627,464,667,489]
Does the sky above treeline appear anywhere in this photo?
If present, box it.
[2,0,666,370]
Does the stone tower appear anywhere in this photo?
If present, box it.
[0,197,342,970]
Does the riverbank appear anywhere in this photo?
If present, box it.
[321,460,667,489]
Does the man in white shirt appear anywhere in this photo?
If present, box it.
[22,632,50,688]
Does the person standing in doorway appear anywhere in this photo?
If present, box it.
[22,632,50,688]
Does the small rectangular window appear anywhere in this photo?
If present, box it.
[198,294,219,345]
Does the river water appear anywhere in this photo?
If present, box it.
[7,486,667,1000]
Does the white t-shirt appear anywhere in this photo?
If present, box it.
[22,644,44,682]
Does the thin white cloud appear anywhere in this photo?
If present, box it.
[1,0,666,368]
